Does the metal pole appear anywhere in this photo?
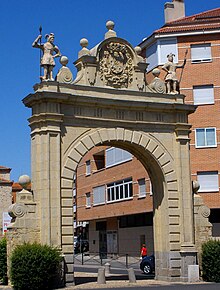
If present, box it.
[126,254,128,268]
[39,25,42,78]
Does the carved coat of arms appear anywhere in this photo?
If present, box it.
[99,42,133,88]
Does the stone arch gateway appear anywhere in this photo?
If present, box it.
[17,26,197,285]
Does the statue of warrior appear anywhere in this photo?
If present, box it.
[162,52,186,94]
[32,33,61,81]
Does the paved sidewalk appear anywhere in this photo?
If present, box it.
[0,271,209,290]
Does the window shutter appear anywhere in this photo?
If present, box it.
[197,172,219,192]
[93,185,105,205]
[193,85,214,105]
[158,38,178,64]
[191,44,211,62]
[138,179,146,196]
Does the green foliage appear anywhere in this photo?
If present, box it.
[10,242,62,290]
[0,237,8,285]
[202,239,220,282]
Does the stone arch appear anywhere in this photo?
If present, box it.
[61,127,180,279]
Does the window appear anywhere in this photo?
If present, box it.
[146,38,178,71]
[93,185,105,205]
[146,42,158,71]
[86,160,91,175]
[197,171,219,192]
[195,128,216,148]
[191,43,211,63]
[93,151,105,170]
[193,85,214,105]
[158,38,178,65]
[138,178,146,197]
[86,192,91,207]
[107,178,133,202]
[106,147,132,168]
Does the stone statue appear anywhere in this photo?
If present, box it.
[32,33,61,81]
[162,52,186,94]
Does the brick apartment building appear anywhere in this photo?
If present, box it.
[75,0,220,257]
[76,146,154,256]
[140,0,220,236]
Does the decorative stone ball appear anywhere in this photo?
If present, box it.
[192,180,200,194]
[60,55,69,66]
[152,68,161,78]
[80,38,88,48]
[135,46,142,55]
[18,175,31,190]
[106,20,115,30]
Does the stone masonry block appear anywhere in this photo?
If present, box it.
[62,217,73,226]
[116,127,124,141]
[139,134,150,148]
[146,139,158,153]
[169,208,180,216]
[170,242,181,251]
[169,252,181,259]
[124,129,133,143]
[65,158,77,171]
[169,216,180,225]
[62,207,73,216]
[99,128,109,142]
[62,167,74,180]
[81,135,94,150]
[153,146,164,159]
[69,149,82,163]
[90,131,102,145]
[62,245,74,254]
[132,131,142,144]
[75,142,88,156]
[158,153,172,167]
[165,172,177,183]
[61,189,73,198]
[107,128,117,140]
[169,234,180,242]
[170,260,181,268]
[61,198,73,207]
[62,226,73,235]
[62,235,74,244]
[61,178,73,189]
[168,199,179,208]
[64,253,74,264]
[167,181,178,191]
[66,263,74,273]
[162,162,174,174]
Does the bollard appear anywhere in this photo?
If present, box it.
[97,267,106,284]
[105,262,110,275]
[188,265,199,283]
[128,268,136,283]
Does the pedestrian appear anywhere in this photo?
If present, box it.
[140,243,147,259]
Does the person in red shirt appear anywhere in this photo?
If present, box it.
[140,244,147,258]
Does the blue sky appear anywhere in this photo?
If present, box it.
[1,0,219,181]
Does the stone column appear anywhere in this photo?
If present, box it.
[175,126,197,280]
[28,104,63,247]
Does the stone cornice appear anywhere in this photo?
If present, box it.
[23,82,196,115]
